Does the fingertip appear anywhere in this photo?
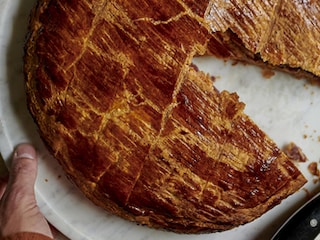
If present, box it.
[9,144,38,188]
[13,144,37,161]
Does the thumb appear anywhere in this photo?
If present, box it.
[8,143,38,196]
[0,144,53,238]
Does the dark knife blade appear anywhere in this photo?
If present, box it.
[272,192,320,240]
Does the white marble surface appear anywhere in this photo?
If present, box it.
[0,0,320,239]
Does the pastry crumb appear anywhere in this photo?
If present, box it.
[283,142,308,162]
[261,68,275,79]
[302,188,312,200]
[308,162,319,176]
[308,162,320,184]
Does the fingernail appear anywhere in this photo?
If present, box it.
[14,152,35,160]
[14,144,36,160]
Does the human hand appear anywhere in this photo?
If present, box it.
[0,143,53,239]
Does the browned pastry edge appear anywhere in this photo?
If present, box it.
[23,0,307,233]
[206,30,320,83]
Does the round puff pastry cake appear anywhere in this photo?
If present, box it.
[24,0,312,233]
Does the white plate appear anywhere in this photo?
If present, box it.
[0,0,319,239]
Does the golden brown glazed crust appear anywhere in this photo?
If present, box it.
[206,0,320,81]
[24,0,308,233]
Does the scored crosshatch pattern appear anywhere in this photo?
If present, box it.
[206,0,320,75]
[2,0,320,239]
[22,0,320,234]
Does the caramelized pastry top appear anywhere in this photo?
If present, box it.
[206,0,320,75]
[24,0,307,233]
